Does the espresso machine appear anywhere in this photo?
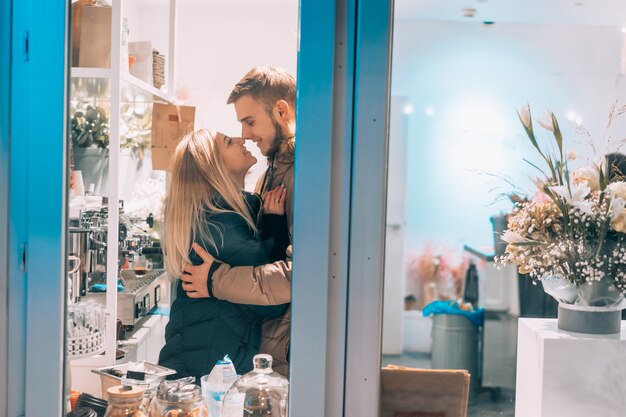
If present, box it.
[72,204,167,327]
[67,208,112,302]
[68,227,91,302]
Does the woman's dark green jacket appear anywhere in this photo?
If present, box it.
[159,193,288,380]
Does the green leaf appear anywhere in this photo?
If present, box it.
[599,164,607,191]
[523,158,549,178]
[509,241,548,247]
[551,112,563,152]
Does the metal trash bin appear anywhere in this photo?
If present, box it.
[431,314,479,398]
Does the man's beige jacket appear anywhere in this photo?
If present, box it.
[209,138,295,376]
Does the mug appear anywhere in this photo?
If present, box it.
[131,255,152,276]
[68,255,81,274]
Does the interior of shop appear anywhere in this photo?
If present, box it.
[65,0,298,414]
[3,0,625,416]
[381,2,626,416]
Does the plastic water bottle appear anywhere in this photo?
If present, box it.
[201,355,238,417]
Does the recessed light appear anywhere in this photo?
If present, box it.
[574,2,584,6]
[462,8,476,18]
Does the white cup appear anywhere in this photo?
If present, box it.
[73,170,85,196]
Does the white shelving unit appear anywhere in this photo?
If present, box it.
[71,67,177,104]
[69,0,177,380]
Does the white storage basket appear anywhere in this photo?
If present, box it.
[67,331,105,359]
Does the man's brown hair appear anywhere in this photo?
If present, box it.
[227,66,296,115]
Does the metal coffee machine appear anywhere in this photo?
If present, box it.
[67,207,124,301]
[68,227,91,302]
[73,205,167,327]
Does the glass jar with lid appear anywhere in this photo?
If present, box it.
[121,373,161,413]
[104,385,146,417]
[221,354,289,417]
[149,377,209,417]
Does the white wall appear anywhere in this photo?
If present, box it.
[162,2,297,189]
[391,20,626,253]
[131,0,299,189]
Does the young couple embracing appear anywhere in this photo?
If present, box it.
[159,66,296,380]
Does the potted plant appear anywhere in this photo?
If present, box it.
[498,103,626,334]
[70,104,152,196]
[71,105,110,195]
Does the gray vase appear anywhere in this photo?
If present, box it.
[73,147,109,196]
[490,214,508,256]
[557,303,623,335]
[556,277,625,335]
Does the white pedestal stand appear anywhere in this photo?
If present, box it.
[515,318,626,417]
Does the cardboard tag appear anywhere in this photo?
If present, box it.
[151,103,195,170]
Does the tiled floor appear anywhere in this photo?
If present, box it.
[381,352,515,417]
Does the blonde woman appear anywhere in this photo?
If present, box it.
[158,129,289,380]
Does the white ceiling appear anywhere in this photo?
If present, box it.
[394,0,626,26]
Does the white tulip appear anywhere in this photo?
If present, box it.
[537,112,555,132]
[566,150,577,161]
[502,230,526,244]
[519,105,531,130]
[572,167,600,192]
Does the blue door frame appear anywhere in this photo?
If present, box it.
[6,0,69,416]
[3,0,394,415]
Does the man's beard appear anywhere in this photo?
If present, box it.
[266,117,289,159]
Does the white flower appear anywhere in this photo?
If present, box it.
[572,166,600,191]
[610,198,626,222]
[607,182,626,200]
[612,211,626,233]
[531,177,545,191]
[608,183,626,233]
[537,112,555,132]
[566,150,577,161]
[518,105,531,130]
[501,230,527,244]
[549,183,590,204]
[572,200,593,216]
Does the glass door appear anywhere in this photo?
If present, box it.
[357,1,626,416]
[0,0,10,411]
[5,0,340,415]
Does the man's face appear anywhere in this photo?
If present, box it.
[234,95,279,157]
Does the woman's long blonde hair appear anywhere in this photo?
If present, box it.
[163,129,258,278]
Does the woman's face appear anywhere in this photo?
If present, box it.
[215,132,257,176]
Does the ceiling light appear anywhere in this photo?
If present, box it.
[462,8,476,18]
[403,104,414,115]
[425,107,435,117]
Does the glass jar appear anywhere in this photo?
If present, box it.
[104,386,146,417]
[131,254,152,276]
[121,374,161,413]
[149,377,209,417]
[221,354,289,417]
